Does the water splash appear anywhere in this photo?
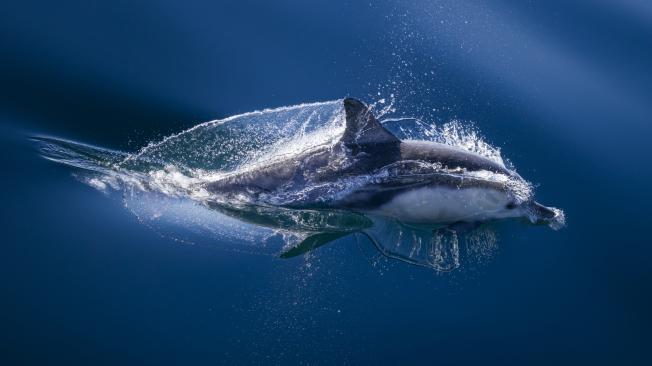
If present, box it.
[119,100,345,177]
[33,98,564,271]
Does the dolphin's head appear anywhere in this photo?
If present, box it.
[487,171,565,229]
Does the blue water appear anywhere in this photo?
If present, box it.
[2,0,651,364]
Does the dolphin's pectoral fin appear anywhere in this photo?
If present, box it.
[279,231,352,259]
[341,98,400,146]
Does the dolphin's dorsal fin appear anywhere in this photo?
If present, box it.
[341,98,399,146]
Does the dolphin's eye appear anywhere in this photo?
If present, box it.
[505,202,517,210]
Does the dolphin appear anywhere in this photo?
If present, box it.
[205,98,561,229]
[32,98,563,269]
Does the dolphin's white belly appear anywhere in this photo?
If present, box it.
[368,187,516,224]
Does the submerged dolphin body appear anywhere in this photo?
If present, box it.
[205,98,561,228]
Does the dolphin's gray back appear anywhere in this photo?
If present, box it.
[399,140,509,175]
[205,98,400,196]
[205,98,512,203]
[205,146,331,194]
[204,143,397,196]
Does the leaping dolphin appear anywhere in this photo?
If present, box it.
[205,98,562,228]
[33,98,564,269]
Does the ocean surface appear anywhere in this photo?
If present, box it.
[1,1,651,364]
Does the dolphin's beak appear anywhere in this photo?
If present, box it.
[530,201,556,220]
[523,201,566,229]
[528,201,557,224]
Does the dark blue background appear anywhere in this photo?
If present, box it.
[1,1,651,364]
